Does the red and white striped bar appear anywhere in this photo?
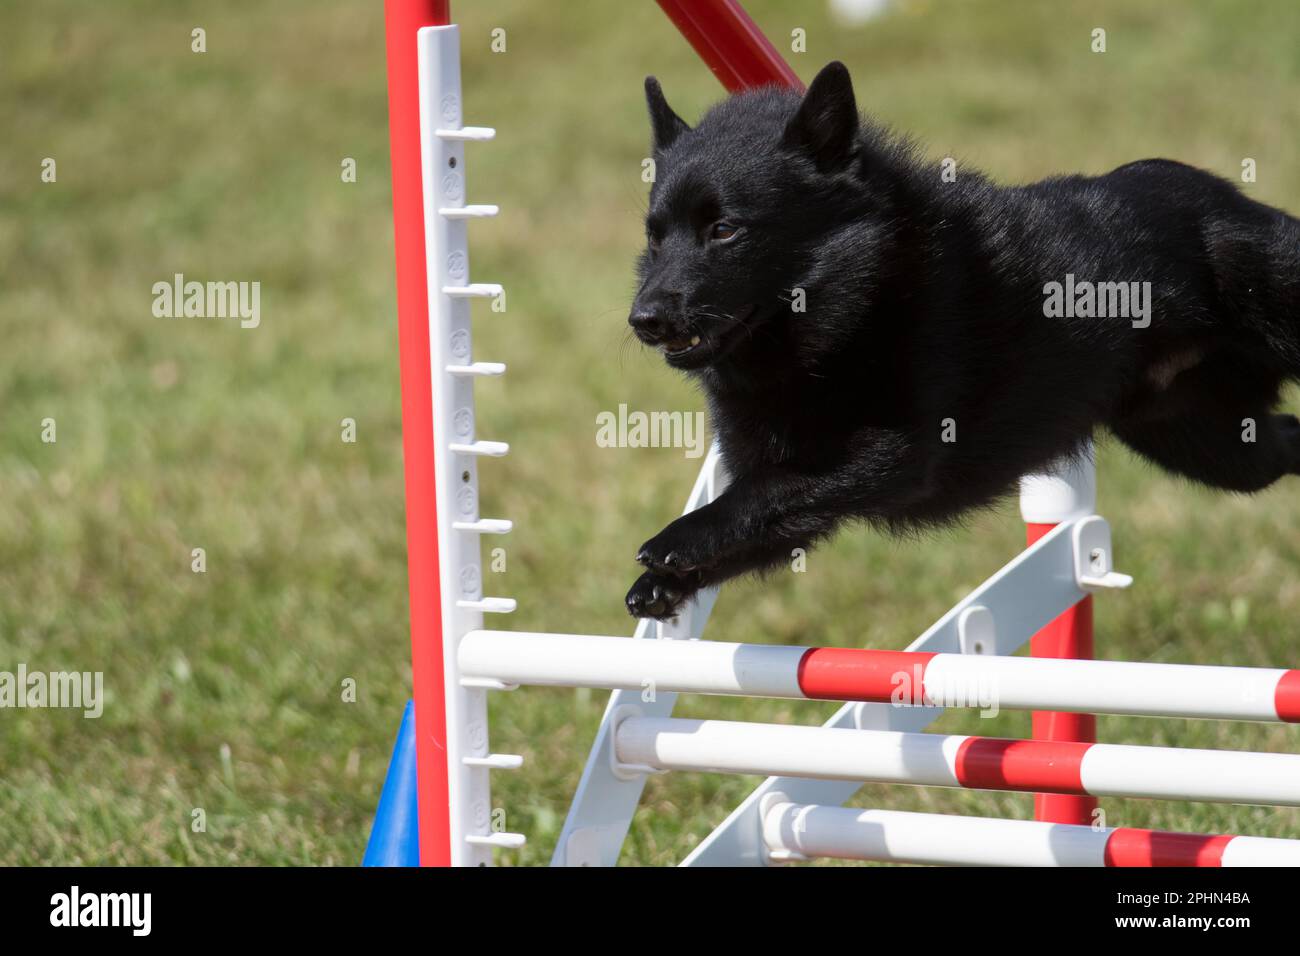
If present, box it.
[613,717,1300,806]
[762,803,1300,866]
[459,630,1300,722]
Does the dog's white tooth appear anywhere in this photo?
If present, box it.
[690,335,701,346]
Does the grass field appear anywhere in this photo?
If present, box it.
[2,0,1299,866]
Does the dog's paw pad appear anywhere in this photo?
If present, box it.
[625,571,691,620]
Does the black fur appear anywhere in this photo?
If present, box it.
[625,62,1300,620]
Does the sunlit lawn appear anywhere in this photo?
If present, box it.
[1,0,1298,865]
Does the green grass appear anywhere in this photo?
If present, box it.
[1,0,1298,865]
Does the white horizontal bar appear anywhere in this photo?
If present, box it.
[765,803,1109,866]
[613,717,1300,806]
[619,718,959,786]
[446,362,506,377]
[460,631,806,698]
[465,832,526,848]
[762,804,1300,867]
[924,654,1288,721]
[1079,741,1300,804]
[436,126,495,141]
[463,754,524,770]
[439,204,499,219]
[456,598,516,613]
[1222,837,1300,866]
[449,441,509,457]
[452,518,513,534]
[443,283,503,298]
[457,630,1299,722]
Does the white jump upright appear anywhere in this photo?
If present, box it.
[398,18,1300,868]
[417,23,522,864]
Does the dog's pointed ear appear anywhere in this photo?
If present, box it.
[645,76,690,151]
[782,61,858,171]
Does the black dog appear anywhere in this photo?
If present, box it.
[625,61,1300,620]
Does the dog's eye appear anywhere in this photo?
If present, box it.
[647,233,661,254]
[709,221,739,242]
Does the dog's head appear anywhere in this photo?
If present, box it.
[629,61,891,374]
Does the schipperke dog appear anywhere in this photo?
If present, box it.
[624,61,1300,620]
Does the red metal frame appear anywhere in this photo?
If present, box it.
[384,0,453,867]
[656,0,803,92]
[1026,523,1098,826]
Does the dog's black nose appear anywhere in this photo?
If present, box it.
[629,307,672,344]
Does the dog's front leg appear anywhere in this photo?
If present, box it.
[623,492,744,620]
[624,445,934,619]
[622,473,849,619]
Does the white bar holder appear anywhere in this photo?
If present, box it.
[452,519,513,534]
[449,440,509,457]
[466,832,528,849]
[440,204,499,219]
[437,126,496,141]
[443,283,504,298]
[456,597,517,614]
[446,362,506,377]
[464,754,525,770]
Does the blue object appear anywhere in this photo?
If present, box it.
[363,700,421,866]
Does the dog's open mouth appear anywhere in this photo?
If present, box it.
[661,334,702,357]
[660,305,757,367]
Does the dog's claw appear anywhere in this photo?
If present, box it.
[635,539,708,577]
[661,550,699,573]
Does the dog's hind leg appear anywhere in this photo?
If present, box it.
[1111,376,1300,493]
[1113,410,1300,493]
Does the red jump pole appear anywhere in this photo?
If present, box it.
[1026,526,1097,825]
[1021,454,1099,827]
[383,0,453,867]
[655,0,804,92]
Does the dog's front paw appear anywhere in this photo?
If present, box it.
[625,570,695,620]
[635,520,717,577]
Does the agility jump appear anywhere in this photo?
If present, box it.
[368,0,1300,867]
